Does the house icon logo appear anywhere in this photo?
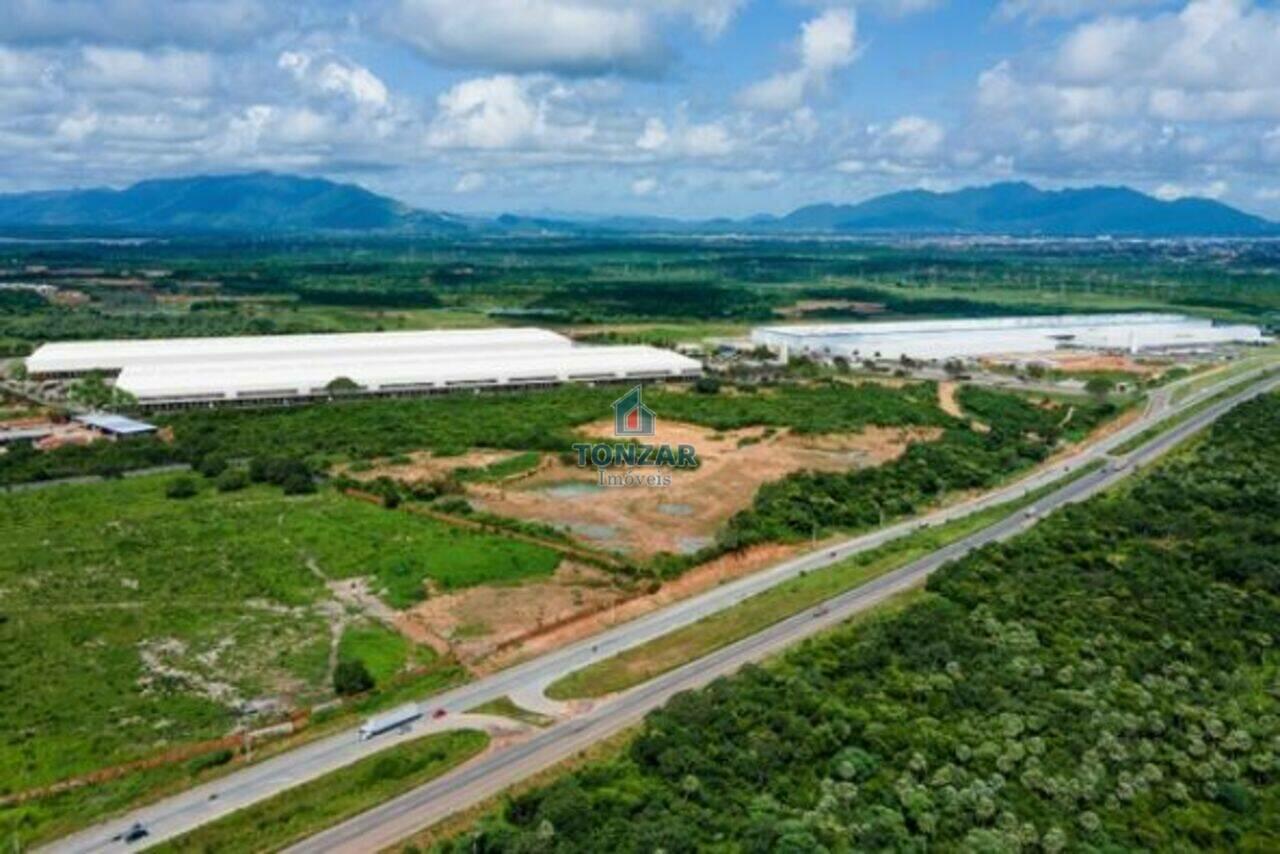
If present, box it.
[613,385,656,437]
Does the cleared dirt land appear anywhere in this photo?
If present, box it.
[472,419,942,558]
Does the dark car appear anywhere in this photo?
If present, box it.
[123,823,149,844]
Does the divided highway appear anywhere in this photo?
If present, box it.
[47,366,1279,854]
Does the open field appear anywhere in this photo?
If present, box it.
[474,419,942,558]
[154,730,488,854]
[0,476,558,797]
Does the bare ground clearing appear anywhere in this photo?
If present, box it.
[470,419,941,559]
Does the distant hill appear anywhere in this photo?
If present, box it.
[0,173,1273,237]
[777,182,1277,237]
[0,172,467,234]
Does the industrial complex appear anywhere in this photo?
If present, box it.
[750,313,1269,362]
[24,329,703,408]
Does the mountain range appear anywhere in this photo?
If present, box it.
[0,172,1274,238]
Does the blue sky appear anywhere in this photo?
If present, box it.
[2,0,1279,218]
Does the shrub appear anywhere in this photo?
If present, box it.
[165,476,199,500]
[281,471,316,496]
[334,659,375,696]
[196,455,228,479]
[215,468,249,493]
[187,748,235,775]
[694,376,722,395]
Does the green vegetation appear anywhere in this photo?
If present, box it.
[455,452,542,483]
[164,379,953,467]
[466,697,555,728]
[0,436,181,486]
[154,730,488,854]
[1114,367,1279,455]
[548,462,1103,701]
[338,623,435,686]
[444,393,1280,852]
[0,476,550,796]
[720,388,1120,551]
[5,237,1279,352]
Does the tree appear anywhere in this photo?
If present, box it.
[334,659,374,695]
[325,376,363,396]
[694,376,722,395]
[67,372,137,410]
[9,361,27,382]
[1085,376,1115,400]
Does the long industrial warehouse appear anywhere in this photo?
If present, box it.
[24,328,573,377]
[752,313,1268,361]
[25,329,702,408]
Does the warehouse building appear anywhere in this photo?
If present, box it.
[24,328,572,378]
[751,313,1268,362]
[25,329,702,409]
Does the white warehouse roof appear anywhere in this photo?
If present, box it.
[752,313,1268,361]
[116,344,701,404]
[25,328,571,375]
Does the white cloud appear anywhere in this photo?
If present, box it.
[738,8,859,112]
[631,117,735,159]
[1154,179,1228,200]
[987,1,1280,123]
[878,115,945,158]
[1,0,282,49]
[454,171,487,193]
[997,0,1170,22]
[636,118,669,151]
[386,0,744,77]
[278,52,390,111]
[426,75,599,151]
[67,47,216,95]
[631,176,658,195]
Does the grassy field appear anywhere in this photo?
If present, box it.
[154,730,489,854]
[1169,346,1280,404]
[465,697,554,728]
[547,463,1102,700]
[0,476,558,796]
[338,624,436,685]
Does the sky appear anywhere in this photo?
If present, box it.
[2,0,1280,219]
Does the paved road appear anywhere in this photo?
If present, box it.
[46,367,1278,854]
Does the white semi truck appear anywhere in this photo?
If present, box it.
[359,704,422,741]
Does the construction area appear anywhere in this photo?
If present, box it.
[23,328,703,408]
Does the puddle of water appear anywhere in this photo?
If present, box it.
[657,503,694,517]
[677,535,715,555]
[566,523,618,541]
[540,482,603,499]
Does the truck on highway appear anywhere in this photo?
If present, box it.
[359,704,422,741]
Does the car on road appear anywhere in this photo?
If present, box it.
[122,823,149,844]
[432,708,448,720]
[1024,507,1039,519]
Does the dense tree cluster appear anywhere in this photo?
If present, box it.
[444,394,1280,853]
[722,390,1115,549]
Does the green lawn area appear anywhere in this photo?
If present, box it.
[154,730,489,854]
[465,697,554,728]
[547,463,1101,701]
[0,475,557,796]
[338,623,436,684]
